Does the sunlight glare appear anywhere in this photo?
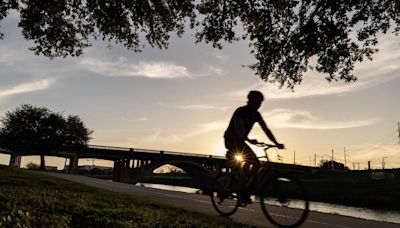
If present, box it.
[234,154,244,162]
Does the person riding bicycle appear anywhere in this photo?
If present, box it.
[224,90,284,203]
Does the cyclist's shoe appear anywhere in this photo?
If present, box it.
[238,201,247,207]
[239,195,252,207]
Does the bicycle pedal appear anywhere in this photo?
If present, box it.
[238,202,247,207]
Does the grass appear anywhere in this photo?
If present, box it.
[0,165,252,228]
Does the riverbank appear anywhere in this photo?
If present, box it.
[78,168,400,210]
[302,169,400,210]
[136,171,400,211]
[0,166,251,227]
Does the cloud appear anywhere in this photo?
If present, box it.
[214,52,228,62]
[266,109,379,129]
[206,65,224,76]
[175,120,227,140]
[229,70,388,100]
[229,35,400,100]
[178,104,228,111]
[80,56,226,79]
[120,116,148,122]
[123,120,227,146]
[0,79,54,98]
[80,57,193,79]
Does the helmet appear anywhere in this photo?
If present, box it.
[247,90,264,102]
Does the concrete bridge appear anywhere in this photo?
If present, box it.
[0,145,230,190]
[0,145,318,191]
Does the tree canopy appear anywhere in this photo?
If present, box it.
[0,0,399,88]
[0,104,93,153]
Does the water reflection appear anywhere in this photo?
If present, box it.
[136,182,200,194]
[136,182,400,224]
[309,201,400,224]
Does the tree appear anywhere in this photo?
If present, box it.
[0,1,399,89]
[0,104,93,170]
[320,160,348,170]
[26,161,39,170]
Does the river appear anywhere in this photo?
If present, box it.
[136,182,400,224]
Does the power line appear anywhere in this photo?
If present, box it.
[351,130,398,153]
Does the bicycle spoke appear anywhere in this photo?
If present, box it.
[260,174,309,227]
[210,173,240,216]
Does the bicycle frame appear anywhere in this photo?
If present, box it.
[212,143,310,227]
[230,143,282,195]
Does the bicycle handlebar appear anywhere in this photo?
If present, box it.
[255,143,284,150]
[254,143,284,161]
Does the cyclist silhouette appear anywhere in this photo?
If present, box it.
[224,90,284,203]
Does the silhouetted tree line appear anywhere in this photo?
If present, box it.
[0,104,92,170]
[320,160,349,170]
[0,1,399,89]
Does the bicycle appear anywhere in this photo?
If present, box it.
[210,143,309,227]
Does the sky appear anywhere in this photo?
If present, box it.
[0,12,399,170]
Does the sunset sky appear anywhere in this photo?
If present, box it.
[1,12,399,170]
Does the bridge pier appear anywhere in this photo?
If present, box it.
[113,158,131,182]
[9,151,21,168]
[68,152,80,174]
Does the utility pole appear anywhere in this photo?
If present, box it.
[398,122,400,144]
[344,147,347,168]
[314,154,317,167]
[294,150,296,165]
[382,157,388,170]
[352,162,355,170]
[331,149,334,170]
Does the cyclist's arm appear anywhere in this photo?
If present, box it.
[258,117,280,145]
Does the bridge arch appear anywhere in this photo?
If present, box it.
[131,159,215,190]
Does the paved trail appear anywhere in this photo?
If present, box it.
[45,173,400,228]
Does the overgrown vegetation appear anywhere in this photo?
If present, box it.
[301,170,400,210]
[0,165,251,228]
[131,170,400,211]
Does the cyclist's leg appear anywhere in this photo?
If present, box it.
[224,139,248,170]
[224,139,259,181]
[244,149,261,187]
[224,139,250,196]
[236,144,260,203]
[231,142,259,184]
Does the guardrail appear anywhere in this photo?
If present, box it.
[87,144,225,159]
[0,147,11,153]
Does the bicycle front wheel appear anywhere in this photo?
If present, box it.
[260,174,309,227]
[210,172,240,216]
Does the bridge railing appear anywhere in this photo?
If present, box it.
[88,144,225,160]
[88,145,131,152]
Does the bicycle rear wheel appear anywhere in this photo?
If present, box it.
[260,174,309,227]
[210,172,240,216]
